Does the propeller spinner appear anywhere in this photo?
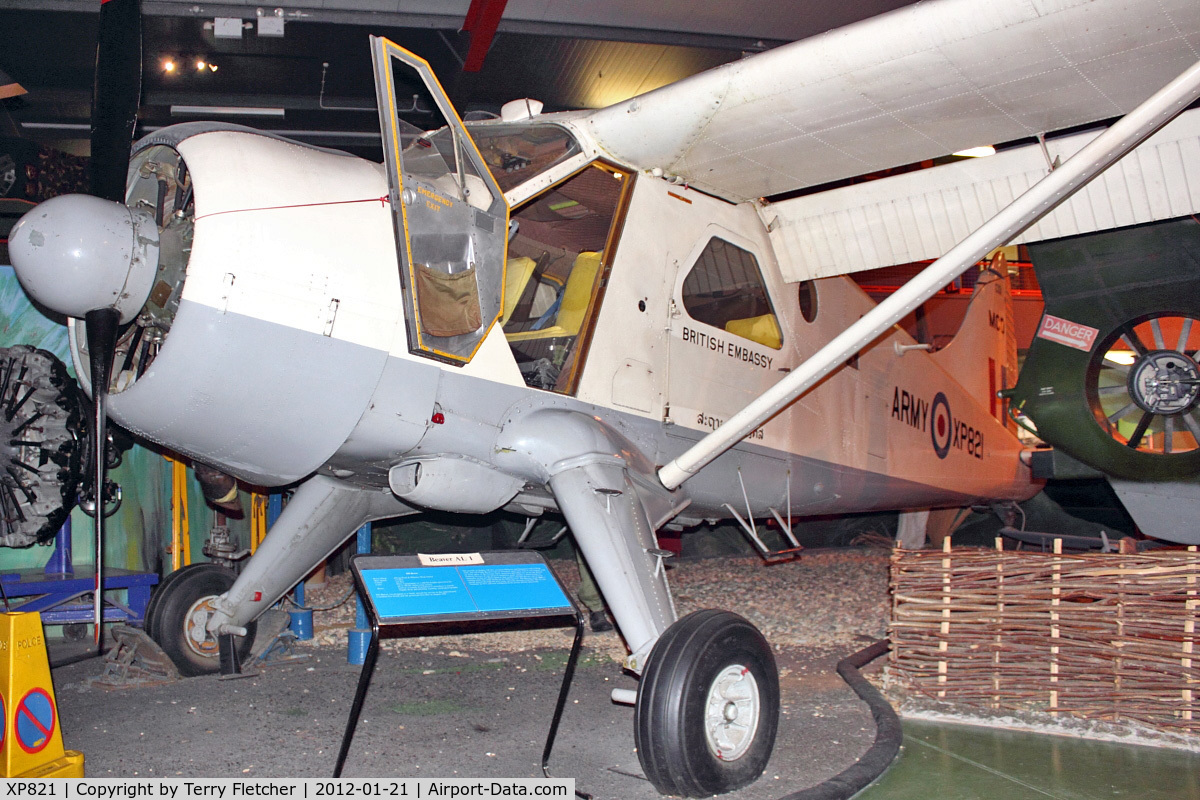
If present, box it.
[8,194,159,324]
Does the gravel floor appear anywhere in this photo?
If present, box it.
[293,548,892,661]
[50,546,893,793]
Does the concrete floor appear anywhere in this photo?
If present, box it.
[862,719,1200,800]
[45,637,1200,799]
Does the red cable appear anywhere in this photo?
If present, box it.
[194,195,390,222]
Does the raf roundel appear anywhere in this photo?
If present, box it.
[930,392,952,459]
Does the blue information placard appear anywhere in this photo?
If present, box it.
[337,550,584,780]
[365,568,478,618]
[459,564,571,613]
[354,553,575,623]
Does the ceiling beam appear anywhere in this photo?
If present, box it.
[461,0,508,72]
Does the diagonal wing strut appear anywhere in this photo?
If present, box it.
[657,56,1200,491]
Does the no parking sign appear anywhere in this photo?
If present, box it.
[15,688,55,754]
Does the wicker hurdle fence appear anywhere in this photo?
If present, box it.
[889,539,1200,734]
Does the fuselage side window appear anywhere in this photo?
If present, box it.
[682,237,782,350]
[797,279,818,323]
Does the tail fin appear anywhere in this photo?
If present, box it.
[929,265,1018,427]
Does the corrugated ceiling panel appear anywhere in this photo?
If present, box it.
[767,108,1200,282]
[584,0,1200,201]
[482,36,732,110]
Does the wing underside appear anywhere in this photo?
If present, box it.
[581,0,1200,202]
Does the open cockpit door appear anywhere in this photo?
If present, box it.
[370,37,509,364]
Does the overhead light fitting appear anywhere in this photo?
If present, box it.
[213,17,244,39]
[257,8,285,38]
[1105,350,1137,366]
[952,145,997,158]
[162,58,216,74]
[170,105,285,118]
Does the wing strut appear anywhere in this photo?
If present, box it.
[658,57,1200,491]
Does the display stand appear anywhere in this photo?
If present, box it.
[334,551,585,792]
[0,518,158,627]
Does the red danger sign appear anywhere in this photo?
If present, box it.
[1036,314,1099,352]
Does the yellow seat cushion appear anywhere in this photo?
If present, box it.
[725,313,782,349]
[501,256,537,325]
[506,251,602,342]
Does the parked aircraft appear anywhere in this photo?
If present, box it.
[7,0,1200,793]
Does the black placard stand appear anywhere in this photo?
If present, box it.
[333,552,586,794]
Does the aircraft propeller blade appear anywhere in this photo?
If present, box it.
[90,0,143,203]
[85,0,143,647]
[84,308,120,646]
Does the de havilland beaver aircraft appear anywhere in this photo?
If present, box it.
[7,0,1200,793]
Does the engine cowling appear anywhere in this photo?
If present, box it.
[67,125,406,486]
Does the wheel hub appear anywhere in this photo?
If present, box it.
[1128,350,1200,415]
[183,596,221,658]
[704,665,760,761]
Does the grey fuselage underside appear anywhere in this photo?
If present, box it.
[107,300,987,528]
[333,347,985,525]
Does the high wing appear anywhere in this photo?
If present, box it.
[766,107,1200,280]
[580,0,1200,203]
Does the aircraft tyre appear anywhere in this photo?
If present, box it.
[634,610,779,797]
[149,563,256,676]
[143,561,214,641]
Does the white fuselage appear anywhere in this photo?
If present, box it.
[74,124,1032,517]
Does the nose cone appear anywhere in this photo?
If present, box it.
[9,194,159,324]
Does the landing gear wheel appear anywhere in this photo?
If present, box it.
[1088,312,1200,456]
[149,563,255,677]
[144,561,220,640]
[634,610,779,797]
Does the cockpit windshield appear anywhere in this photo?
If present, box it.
[464,122,583,193]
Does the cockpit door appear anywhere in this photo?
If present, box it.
[370,37,510,364]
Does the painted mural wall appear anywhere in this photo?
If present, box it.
[0,264,255,576]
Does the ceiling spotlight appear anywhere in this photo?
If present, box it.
[1105,350,1137,366]
[196,60,208,72]
[953,145,997,158]
[162,59,176,73]
[209,63,219,72]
